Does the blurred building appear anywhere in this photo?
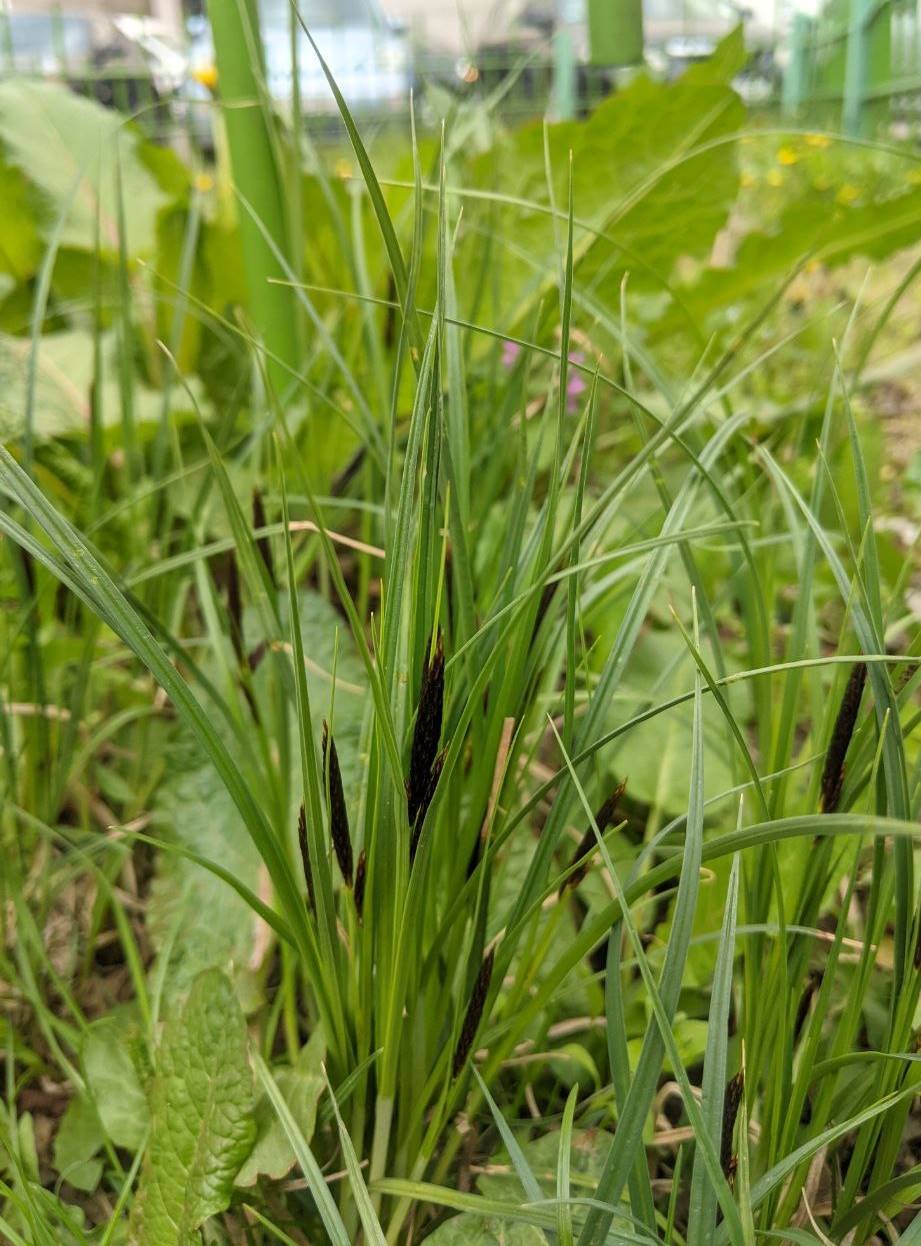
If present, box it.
[1,0,184,27]
[384,0,786,52]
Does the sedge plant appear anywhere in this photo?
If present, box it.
[4,15,921,1246]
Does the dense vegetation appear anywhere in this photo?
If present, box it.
[5,25,921,1246]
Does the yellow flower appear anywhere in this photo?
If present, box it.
[767,168,783,187]
[335,158,353,180]
[805,132,831,148]
[836,183,859,205]
[777,144,799,166]
[194,172,214,193]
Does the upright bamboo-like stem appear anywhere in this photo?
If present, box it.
[209,0,300,398]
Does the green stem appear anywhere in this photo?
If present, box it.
[209,0,300,398]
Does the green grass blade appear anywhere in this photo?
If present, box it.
[254,1054,351,1246]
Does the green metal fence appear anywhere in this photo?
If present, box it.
[782,0,921,135]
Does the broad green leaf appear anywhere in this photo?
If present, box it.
[0,156,42,280]
[52,1094,105,1193]
[148,740,263,1002]
[601,630,736,814]
[0,81,170,256]
[83,1018,149,1152]
[0,329,201,441]
[424,1218,548,1245]
[130,970,254,1246]
[462,28,745,332]
[235,1030,325,1188]
[666,187,921,338]
[478,1129,615,1204]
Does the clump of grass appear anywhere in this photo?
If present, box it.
[4,18,921,1246]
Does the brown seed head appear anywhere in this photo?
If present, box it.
[297,803,315,913]
[452,949,495,1079]
[323,721,353,887]
[559,779,627,896]
[530,580,559,648]
[226,550,244,667]
[721,1069,744,1179]
[793,968,822,1042]
[410,752,444,862]
[819,662,867,813]
[247,640,268,673]
[407,632,445,832]
[353,849,367,922]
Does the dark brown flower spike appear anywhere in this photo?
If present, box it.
[226,549,245,668]
[819,662,867,813]
[530,580,559,647]
[407,632,445,838]
[297,803,315,914]
[19,545,36,597]
[252,486,276,589]
[247,640,268,673]
[452,949,495,1079]
[353,850,367,922]
[559,779,627,897]
[721,1069,744,1179]
[323,721,353,887]
[793,969,822,1042]
[410,752,444,862]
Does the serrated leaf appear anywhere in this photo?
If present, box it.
[130,970,255,1246]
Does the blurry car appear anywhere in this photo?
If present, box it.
[187,0,413,119]
[0,10,176,117]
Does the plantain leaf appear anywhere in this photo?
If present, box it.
[130,969,254,1246]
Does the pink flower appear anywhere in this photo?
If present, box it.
[501,339,522,368]
[567,351,586,412]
